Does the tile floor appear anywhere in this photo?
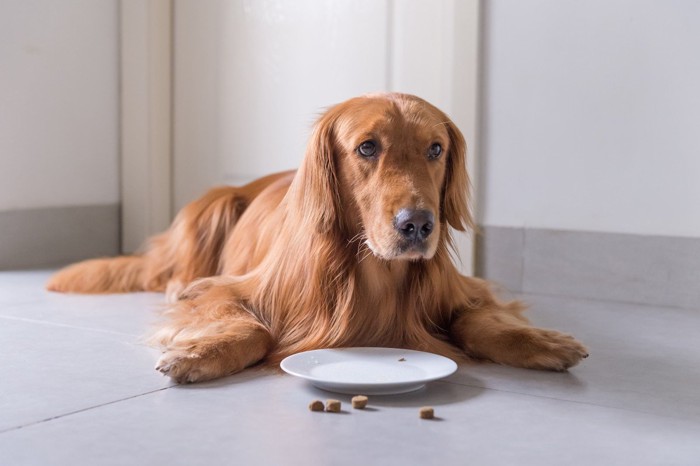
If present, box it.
[1,269,699,465]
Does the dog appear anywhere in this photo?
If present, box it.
[47,93,588,383]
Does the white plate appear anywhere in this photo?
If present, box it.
[280,347,458,395]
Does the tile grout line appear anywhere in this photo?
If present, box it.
[0,314,139,338]
[435,379,697,424]
[0,386,173,435]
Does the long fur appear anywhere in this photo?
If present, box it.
[48,93,588,383]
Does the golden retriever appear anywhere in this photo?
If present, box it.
[47,93,588,383]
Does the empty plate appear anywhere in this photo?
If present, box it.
[280,347,458,395]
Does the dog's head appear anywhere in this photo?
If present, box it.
[292,93,472,261]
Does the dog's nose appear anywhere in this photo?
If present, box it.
[394,209,434,241]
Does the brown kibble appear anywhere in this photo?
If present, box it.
[351,395,368,409]
[419,406,434,419]
[308,400,324,412]
[325,399,341,413]
[398,357,406,362]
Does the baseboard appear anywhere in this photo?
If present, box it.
[0,204,120,270]
[475,226,700,309]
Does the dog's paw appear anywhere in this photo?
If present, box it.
[155,350,217,384]
[511,328,589,371]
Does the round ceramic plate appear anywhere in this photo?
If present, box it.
[280,347,458,395]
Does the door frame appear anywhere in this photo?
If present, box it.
[119,0,173,253]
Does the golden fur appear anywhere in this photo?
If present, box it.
[47,93,588,383]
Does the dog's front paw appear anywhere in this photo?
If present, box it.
[513,328,589,371]
[155,350,216,384]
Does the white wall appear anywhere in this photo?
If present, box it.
[480,0,700,238]
[0,0,119,211]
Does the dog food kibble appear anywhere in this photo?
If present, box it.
[419,406,434,419]
[351,395,368,409]
[325,399,342,413]
[308,400,325,412]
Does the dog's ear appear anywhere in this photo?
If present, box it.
[288,108,341,234]
[442,120,474,232]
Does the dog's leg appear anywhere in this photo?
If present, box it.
[449,278,588,371]
[150,283,272,383]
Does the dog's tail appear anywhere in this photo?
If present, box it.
[46,255,146,294]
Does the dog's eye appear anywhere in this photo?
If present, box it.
[357,141,377,158]
[428,143,442,159]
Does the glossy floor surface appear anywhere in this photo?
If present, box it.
[1,270,699,465]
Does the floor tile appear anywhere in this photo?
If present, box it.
[0,270,166,337]
[0,318,169,432]
[0,292,165,337]
[1,370,698,466]
[0,270,55,305]
[448,294,700,421]
[2,270,700,466]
